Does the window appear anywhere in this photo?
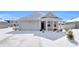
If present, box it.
[54,21,57,27]
[75,24,77,28]
[14,24,16,27]
[54,29,57,31]
[48,24,51,27]
[48,21,51,27]
[54,24,56,27]
[48,21,51,23]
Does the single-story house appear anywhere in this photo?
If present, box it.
[0,19,8,28]
[62,17,79,29]
[14,12,61,31]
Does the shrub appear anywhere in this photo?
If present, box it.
[67,31,74,40]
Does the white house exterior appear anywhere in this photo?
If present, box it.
[0,19,8,28]
[62,17,79,29]
[15,12,61,31]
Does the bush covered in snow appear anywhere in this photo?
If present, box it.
[67,31,74,41]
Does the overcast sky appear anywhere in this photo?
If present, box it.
[0,11,79,20]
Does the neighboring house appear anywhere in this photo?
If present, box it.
[62,17,79,29]
[8,20,18,27]
[0,19,8,28]
[16,12,61,31]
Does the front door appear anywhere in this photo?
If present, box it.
[40,21,46,31]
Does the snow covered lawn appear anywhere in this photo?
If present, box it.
[0,27,13,34]
[0,28,79,47]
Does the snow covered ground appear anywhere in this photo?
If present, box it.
[0,28,79,47]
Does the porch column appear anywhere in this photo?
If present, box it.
[46,20,48,31]
[39,20,41,31]
[52,21,54,31]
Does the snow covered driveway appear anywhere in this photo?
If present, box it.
[0,28,78,47]
[0,34,41,47]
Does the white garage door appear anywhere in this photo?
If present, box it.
[20,21,41,31]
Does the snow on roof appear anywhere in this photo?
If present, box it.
[0,20,6,22]
[66,17,79,23]
[0,18,6,22]
[19,12,45,21]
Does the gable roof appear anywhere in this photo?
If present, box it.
[0,18,6,22]
[18,12,59,21]
[66,17,79,23]
[42,12,59,18]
